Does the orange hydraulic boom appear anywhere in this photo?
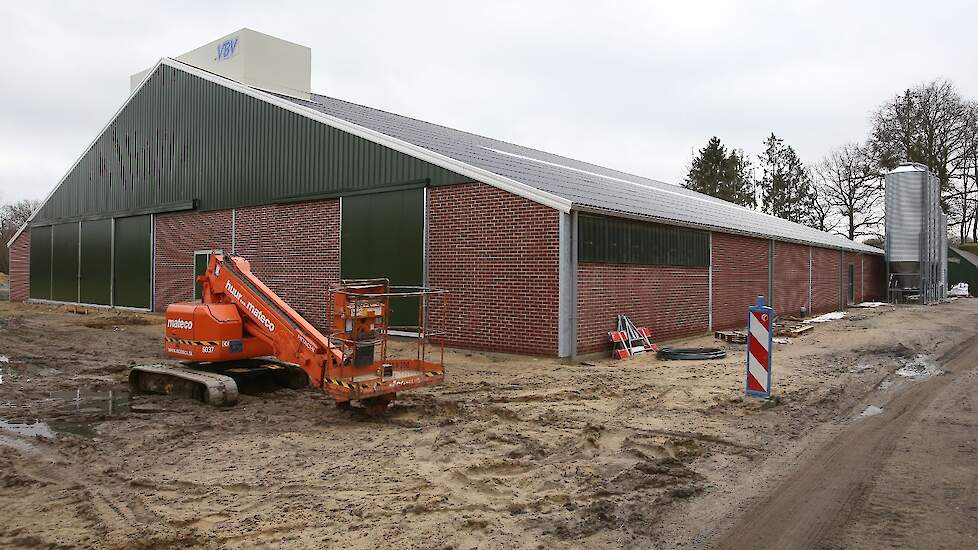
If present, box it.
[134,253,444,413]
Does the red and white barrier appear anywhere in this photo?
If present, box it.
[746,297,773,398]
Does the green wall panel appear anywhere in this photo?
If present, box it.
[32,65,468,224]
[80,219,112,304]
[51,223,79,302]
[113,215,152,308]
[29,226,52,300]
[948,248,978,295]
[341,189,424,328]
[579,214,709,267]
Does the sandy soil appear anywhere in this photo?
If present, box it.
[0,299,976,549]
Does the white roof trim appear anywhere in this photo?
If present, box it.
[486,146,882,254]
[6,59,167,248]
[164,57,573,213]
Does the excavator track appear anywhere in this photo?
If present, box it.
[129,364,240,406]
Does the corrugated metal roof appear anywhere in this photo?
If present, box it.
[284,93,882,254]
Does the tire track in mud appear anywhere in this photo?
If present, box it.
[713,335,978,550]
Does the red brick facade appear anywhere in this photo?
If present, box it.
[234,201,340,329]
[862,254,885,300]
[153,201,340,331]
[154,210,233,312]
[427,183,560,355]
[10,184,887,358]
[576,264,709,354]
[8,230,29,302]
[773,242,810,317]
[812,247,843,313]
[711,233,770,330]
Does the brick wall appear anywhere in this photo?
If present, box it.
[773,241,810,317]
[427,183,560,355]
[576,264,709,354]
[862,254,885,300]
[712,233,770,330]
[8,230,29,302]
[234,201,340,330]
[154,210,233,311]
[812,247,843,313]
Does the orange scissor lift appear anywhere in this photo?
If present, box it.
[130,254,446,415]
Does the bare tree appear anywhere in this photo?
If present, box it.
[868,79,974,235]
[815,143,883,241]
[1,198,40,274]
[809,184,839,234]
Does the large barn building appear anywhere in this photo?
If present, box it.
[6,29,885,357]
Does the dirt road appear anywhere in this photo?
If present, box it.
[1,299,977,548]
[714,335,978,549]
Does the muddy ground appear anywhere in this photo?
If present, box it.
[0,299,976,549]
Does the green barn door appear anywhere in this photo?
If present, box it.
[29,225,52,299]
[341,188,424,329]
[51,223,79,302]
[113,215,152,309]
[80,219,112,305]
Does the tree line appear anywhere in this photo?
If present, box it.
[684,78,978,244]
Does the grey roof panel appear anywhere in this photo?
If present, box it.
[284,93,882,254]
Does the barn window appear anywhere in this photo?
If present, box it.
[578,215,709,267]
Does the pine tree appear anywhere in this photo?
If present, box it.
[684,137,755,208]
[756,133,815,225]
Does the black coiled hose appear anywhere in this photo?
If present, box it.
[656,347,727,360]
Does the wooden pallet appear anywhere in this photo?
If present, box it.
[714,330,747,344]
[781,324,814,337]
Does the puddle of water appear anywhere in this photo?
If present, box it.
[0,417,99,441]
[40,388,131,416]
[0,387,130,443]
[895,355,944,380]
[860,405,884,417]
[0,419,56,438]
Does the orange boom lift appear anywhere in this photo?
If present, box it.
[130,253,445,415]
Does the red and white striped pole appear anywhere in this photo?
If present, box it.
[746,295,773,398]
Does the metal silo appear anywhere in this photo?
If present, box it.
[884,163,946,303]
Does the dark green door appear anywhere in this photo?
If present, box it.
[29,225,52,300]
[341,188,424,329]
[80,219,112,305]
[113,215,152,308]
[51,223,79,302]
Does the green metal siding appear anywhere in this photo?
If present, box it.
[51,223,79,302]
[33,65,469,224]
[80,219,112,305]
[948,248,978,295]
[341,189,424,328]
[29,226,52,299]
[113,215,152,308]
[579,215,709,267]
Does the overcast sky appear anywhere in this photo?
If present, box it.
[1,1,976,205]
